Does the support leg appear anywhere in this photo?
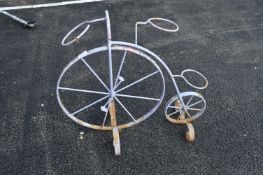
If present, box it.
[175,100,196,142]
[185,123,195,142]
[109,100,121,156]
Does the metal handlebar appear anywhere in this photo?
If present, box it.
[173,69,208,90]
[61,17,105,46]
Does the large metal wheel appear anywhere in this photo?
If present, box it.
[57,44,165,130]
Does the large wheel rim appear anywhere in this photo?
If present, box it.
[57,44,165,130]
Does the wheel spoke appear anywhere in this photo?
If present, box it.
[114,51,127,88]
[58,87,109,95]
[185,110,192,118]
[81,58,110,92]
[168,106,181,109]
[188,100,203,108]
[114,80,123,90]
[102,98,112,126]
[168,110,180,117]
[102,105,109,127]
[72,95,109,115]
[115,76,125,90]
[116,93,160,101]
[102,108,109,127]
[187,107,202,111]
[186,96,193,106]
[114,97,136,122]
[116,71,159,93]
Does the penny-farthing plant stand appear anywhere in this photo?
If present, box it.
[57,10,208,155]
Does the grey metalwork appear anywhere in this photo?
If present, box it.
[0,10,36,29]
[57,10,208,155]
[0,0,103,29]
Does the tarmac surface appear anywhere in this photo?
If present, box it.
[0,0,263,174]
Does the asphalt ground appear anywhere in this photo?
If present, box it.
[0,0,263,174]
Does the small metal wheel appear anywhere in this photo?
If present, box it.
[164,91,206,124]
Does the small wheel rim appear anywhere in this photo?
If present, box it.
[165,91,206,123]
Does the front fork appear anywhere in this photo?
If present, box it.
[105,10,122,155]
[168,77,197,142]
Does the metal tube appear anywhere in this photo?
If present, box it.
[114,97,136,122]
[0,11,27,25]
[168,110,180,117]
[102,100,110,126]
[58,87,109,95]
[105,10,114,98]
[0,0,104,11]
[188,100,203,108]
[114,51,127,88]
[135,21,147,44]
[115,71,159,93]
[72,95,109,115]
[81,58,110,92]
[115,94,160,101]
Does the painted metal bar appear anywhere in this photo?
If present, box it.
[114,97,136,122]
[186,95,193,106]
[114,80,123,90]
[114,51,127,88]
[58,87,108,95]
[188,100,203,108]
[105,10,114,98]
[168,106,181,109]
[115,71,159,93]
[0,10,37,29]
[102,102,110,126]
[168,110,180,117]
[135,21,147,45]
[0,0,104,11]
[81,58,110,92]
[0,11,27,25]
[72,95,109,115]
[102,111,109,126]
[187,108,202,111]
[102,98,111,110]
[116,94,160,101]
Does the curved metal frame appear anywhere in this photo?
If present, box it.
[61,17,105,46]
[173,69,208,90]
[57,10,209,155]
[135,17,179,44]
[57,9,209,131]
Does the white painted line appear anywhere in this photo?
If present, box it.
[0,0,104,11]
